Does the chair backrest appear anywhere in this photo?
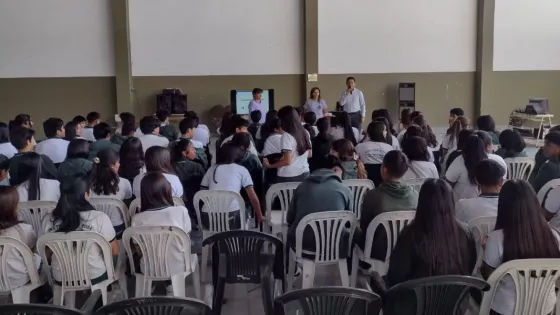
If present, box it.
[363,211,416,261]
[17,200,57,237]
[94,296,213,315]
[295,211,357,263]
[479,259,560,315]
[274,286,382,315]
[467,216,497,275]
[537,178,560,205]
[0,304,84,315]
[401,178,425,193]
[384,275,490,315]
[172,196,185,207]
[505,157,535,180]
[193,190,246,233]
[202,230,283,283]
[0,236,41,292]
[342,179,375,220]
[89,198,130,228]
[37,231,115,289]
[122,226,194,278]
[128,197,184,218]
[265,182,299,225]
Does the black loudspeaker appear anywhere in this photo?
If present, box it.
[398,82,416,113]
[156,89,187,114]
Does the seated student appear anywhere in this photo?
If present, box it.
[248,110,262,141]
[115,112,135,135]
[0,156,10,186]
[63,121,83,141]
[530,125,560,183]
[57,139,93,184]
[456,159,504,223]
[309,117,333,172]
[358,150,418,260]
[446,129,475,171]
[111,122,135,146]
[477,115,500,145]
[156,109,180,142]
[9,114,34,130]
[171,139,205,215]
[371,109,397,136]
[302,112,318,138]
[82,112,101,142]
[10,152,61,202]
[411,114,438,158]
[184,111,210,147]
[482,180,560,315]
[0,122,17,158]
[231,132,263,174]
[118,137,145,186]
[446,131,507,201]
[440,116,469,165]
[88,122,121,160]
[137,116,169,153]
[402,125,435,163]
[172,117,208,170]
[377,179,476,312]
[373,117,399,150]
[133,146,182,198]
[9,127,58,180]
[331,139,367,180]
[532,131,560,193]
[35,118,69,165]
[355,121,392,184]
[331,111,359,145]
[495,129,528,159]
[200,144,264,225]
[220,115,259,156]
[217,112,233,149]
[259,113,282,156]
[0,186,42,289]
[72,115,87,129]
[42,176,118,285]
[396,108,411,139]
[401,136,439,181]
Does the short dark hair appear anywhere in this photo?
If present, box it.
[231,132,252,151]
[156,109,171,122]
[475,159,505,187]
[250,110,262,123]
[450,108,464,117]
[252,88,263,95]
[231,115,249,130]
[93,122,112,140]
[72,115,86,124]
[402,136,429,162]
[499,129,526,157]
[66,139,90,159]
[477,115,496,133]
[64,121,78,141]
[140,172,174,211]
[382,150,409,178]
[303,112,317,125]
[139,116,160,134]
[86,112,101,124]
[179,117,197,135]
[545,131,560,146]
[43,118,64,138]
[217,143,243,165]
[10,127,35,150]
[0,122,10,143]
[119,112,135,125]
[346,76,356,83]
[183,111,200,127]
[121,123,136,136]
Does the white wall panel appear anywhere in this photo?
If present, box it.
[318,0,477,74]
[129,0,303,76]
[494,0,560,71]
[0,0,114,78]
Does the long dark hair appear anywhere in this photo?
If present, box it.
[278,106,311,155]
[309,87,321,100]
[462,132,489,184]
[410,179,471,275]
[118,137,145,179]
[0,186,20,231]
[477,115,497,133]
[446,116,469,148]
[371,109,396,135]
[499,129,526,158]
[373,118,393,146]
[92,149,120,196]
[496,180,560,262]
[64,121,79,141]
[332,139,356,162]
[260,110,279,143]
[367,121,387,143]
[402,136,430,162]
[315,117,330,142]
[140,172,174,211]
[171,138,192,163]
[10,152,41,200]
[400,108,411,128]
[334,111,357,145]
[51,176,95,233]
[412,115,438,148]
[303,112,317,138]
[66,139,90,159]
[145,146,174,174]
[218,112,233,144]
[0,122,10,144]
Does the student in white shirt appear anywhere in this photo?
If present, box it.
[446,131,507,201]
[133,146,182,198]
[220,115,258,156]
[201,143,264,224]
[137,116,169,153]
[35,118,69,164]
[403,125,436,163]
[0,122,17,158]
[482,180,560,315]
[263,106,312,183]
[455,159,504,223]
[118,137,146,186]
[355,121,393,165]
[0,186,41,289]
[42,177,118,285]
[91,149,133,234]
[261,119,283,157]
[11,152,60,202]
[330,111,359,145]
[396,108,412,139]
[256,110,279,153]
[440,116,469,166]
[401,136,439,181]
[184,111,210,147]
[81,112,101,142]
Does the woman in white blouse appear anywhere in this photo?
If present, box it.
[132,146,183,198]
[401,136,439,181]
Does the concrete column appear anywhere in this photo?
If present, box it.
[111,0,134,114]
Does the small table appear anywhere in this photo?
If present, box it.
[508,112,554,147]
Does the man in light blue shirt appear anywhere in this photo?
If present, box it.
[339,77,366,130]
[248,88,266,124]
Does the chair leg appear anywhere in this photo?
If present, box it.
[301,260,316,289]
[118,271,128,299]
[287,250,295,291]
[201,245,209,283]
[10,287,30,304]
[212,277,226,315]
[64,291,76,308]
[350,247,359,287]
[171,274,186,297]
[192,267,202,300]
[134,275,144,297]
[261,271,274,315]
[99,286,108,305]
[338,259,350,287]
[53,285,63,305]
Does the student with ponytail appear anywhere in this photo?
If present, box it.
[331,111,359,145]
[11,152,60,202]
[440,116,469,163]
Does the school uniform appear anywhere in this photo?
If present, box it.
[355,141,393,164]
[220,133,259,156]
[57,158,93,184]
[441,134,457,154]
[0,142,18,158]
[248,100,266,124]
[88,139,121,160]
[303,99,328,119]
[278,131,311,182]
[402,160,439,181]
[133,172,183,198]
[446,154,507,201]
[494,148,528,159]
[35,138,69,164]
[131,206,192,275]
[331,126,360,144]
[455,193,499,223]
[533,156,560,194]
[91,178,133,229]
[173,157,205,215]
[110,133,129,146]
[484,228,560,315]
[42,210,116,283]
[169,138,209,170]
[262,133,282,156]
[82,126,96,142]
[390,135,400,150]
[159,123,181,142]
[192,125,210,147]
[544,186,560,223]
[0,223,41,288]
[17,178,61,202]
[9,152,58,181]
[138,133,170,153]
[396,129,407,143]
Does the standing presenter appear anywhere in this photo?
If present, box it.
[339,76,366,130]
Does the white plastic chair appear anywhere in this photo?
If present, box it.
[287,211,357,290]
[17,201,57,237]
[350,211,415,287]
[401,178,425,193]
[193,190,247,282]
[473,259,560,315]
[89,198,131,228]
[265,182,299,244]
[537,179,560,206]
[467,216,497,276]
[128,198,185,217]
[342,179,375,220]
[505,157,535,180]
[37,231,127,307]
[173,196,185,207]
[0,236,46,303]
[122,226,201,299]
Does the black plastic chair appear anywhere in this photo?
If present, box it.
[93,297,212,315]
[273,286,382,315]
[383,275,490,315]
[0,304,83,315]
[203,230,285,315]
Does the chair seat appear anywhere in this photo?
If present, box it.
[270,211,284,226]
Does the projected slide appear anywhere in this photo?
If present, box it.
[230,89,274,115]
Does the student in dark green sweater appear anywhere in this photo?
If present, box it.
[88,123,121,160]
[477,115,500,145]
[529,125,560,182]
[111,123,136,146]
[169,117,209,170]
[156,109,181,142]
[494,129,528,159]
[532,131,560,193]
[171,138,205,218]
[57,139,93,185]
[357,150,418,261]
